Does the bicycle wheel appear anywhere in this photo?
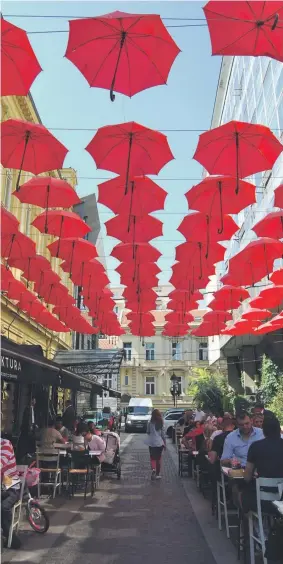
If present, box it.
[26,500,49,533]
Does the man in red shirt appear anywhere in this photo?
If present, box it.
[1,438,21,549]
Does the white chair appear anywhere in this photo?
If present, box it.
[249,477,283,564]
[36,450,61,499]
[217,469,238,538]
[7,465,28,548]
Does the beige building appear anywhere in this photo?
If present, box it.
[1,94,77,358]
[99,286,209,410]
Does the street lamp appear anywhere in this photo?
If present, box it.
[170,372,181,407]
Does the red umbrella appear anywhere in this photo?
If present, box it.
[270,269,283,285]
[34,271,61,295]
[242,308,272,321]
[80,274,110,299]
[193,121,283,192]
[6,279,28,301]
[203,1,283,62]
[65,11,180,100]
[8,255,51,282]
[178,212,238,257]
[222,319,260,336]
[1,119,68,190]
[35,310,69,333]
[126,298,157,311]
[1,207,19,234]
[65,259,106,286]
[213,285,250,302]
[48,237,98,262]
[111,242,161,263]
[1,18,42,96]
[220,264,273,288]
[127,312,155,322]
[274,183,283,208]
[229,238,283,280]
[203,310,233,323]
[255,322,277,335]
[191,322,226,337]
[249,286,283,309]
[176,241,225,265]
[165,311,194,324]
[170,263,210,289]
[32,210,91,237]
[1,232,36,260]
[105,213,163,243]
[116,261,161,281]
[16,290,36,310]
[208,297,241,312]
[14,177,80,209]
[123,287,157,302]
[185,176,256,233]
[40,284,74,306]
[253,212,283,239]
[121,274,158,290]
[86,121,174,194]
[98,175,167,216]
[1,266,15,292]
[21,299,45,319]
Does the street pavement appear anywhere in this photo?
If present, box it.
[2,433,238,564]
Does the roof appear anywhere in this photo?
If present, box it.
[54,348,123,365]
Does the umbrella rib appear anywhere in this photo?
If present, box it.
[259,23,282,56]
[94,137,129,169]
[88,36,122,86]
[123,38,133,98]
[126,35,167,83]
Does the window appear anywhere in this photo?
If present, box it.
[104,374,113,389]
[199,342,208,361]
[123,342,132,361]
[145,376,155,395]
[172,342,182,360]
[124,375,129,386]
[145,343,155,360]
[114,306,119,315]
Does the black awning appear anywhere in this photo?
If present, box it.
[1,338,59,386]
[60,369,102,394]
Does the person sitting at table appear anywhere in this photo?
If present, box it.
[221,411,263,468]
[208,417,236,465]
[72,422,89,451]
[252,414,264,429]
[1,437,21,549]
[40,418,66,450]
[239,415,283,513]
[181,421,205,452]
[55,417,69,442]
[88,421,102,436]
[85,431,106,463]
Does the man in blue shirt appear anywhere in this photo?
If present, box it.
[221,411,263,467]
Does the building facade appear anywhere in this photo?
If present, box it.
[206,55,283,392]
[100,286,210,410]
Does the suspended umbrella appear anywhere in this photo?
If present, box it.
[254,322,278,335]
[269,313,283,327]
[123,287,157,302]
[65,258,107,286]
[111,242,161,263]
[98,175,167,216]
[163,324,189,337]
[21,299,46,319]
[208,297,242,312]
[165,311,194,324]
[34,271,61,295]
[105,213,163,243]
[126,298,157,311]
[170,261,211,287]
[211,285,250,310]
[32,210,91,237]
[127,311,155,322]
[249,286,283,309]
[130,325,155,337]
[203,310,233,323]
[191,321,226,337]
[16,289,37,311]
[116,261,161,282]
[253,212,283,239]
[274,183,283,208]
[1,18,42,96]
[203,1,283,62]
[35,310,69,332]
[8,255,51,283]
[1,232,36,260]
[221,319,260,336]
[1,207,19,235]
[270,269,283,285]
[228,238,283,280]
[193,121,283,193]
[86,121,174,194]
[47,237,98,263]
[1,265,15,292]
[185,176,256,233]
[1,119,68,191]
[65,10,180,101]
[120,272,159,289]
[6,279,29,301]
[40,283,74,306]
[178,211,238,258]
[220,264,273,288]
[242,308,272,321]
[14,177,80,211]
[80,274,110,300]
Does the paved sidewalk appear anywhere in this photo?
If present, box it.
[2,434,237,564]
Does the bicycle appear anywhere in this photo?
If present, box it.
[19,463,50,534]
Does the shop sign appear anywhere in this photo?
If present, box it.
[1,354,22,381]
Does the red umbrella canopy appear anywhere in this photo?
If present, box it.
[253,212,283,239]
[65,11,180,100]
[35,310,69,332]
[163,324,189,337]
[208,297,241,311]
[120,272,159,289]
[14,177,80,208]
[116,261,161,280]
[34,271,61,294]
[222,319,260,336]
[8,255,51,281]
[127,312,155,322]
[65,258,107,286]
[213,285,250,302]
[193,121,283,184]
[48,237,98,264]
[86,122,174,193]
[1,207,19,234]
[270,269,283,285]
[203,310,233,323]
[1,18,42,96]
[165,311,194,324]
[17,289,37,310]
[123,287,157,302]
[220,263,273,287]
[175,241,225,265]
[1,266,15,292]
[53,305,82,323]
[191,322,226,337]
[203,1,283,62]
[6,279,28,301]
[170,263,210,290]
[40,283,74,306]
[105,213,163,243]
[130,325,156,337]
[242,308,272,321]
[98,176,167,216]
[32,210,91,238]
[185,176,256,223]
[274,183,283,208]
[1,232,36,260]
[229,238,283,274]
[255,322,278,335]
[249,286,283,309]
[21,299,45,318]
[1,119,68,189]
[178,212,238,257]
[167,298,199,312]
[111,242,161,263]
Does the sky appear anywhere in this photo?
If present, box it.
[3,1,221,286]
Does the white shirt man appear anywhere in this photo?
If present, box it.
[194,409,205,422]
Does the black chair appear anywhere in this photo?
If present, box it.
[68,451,94,500]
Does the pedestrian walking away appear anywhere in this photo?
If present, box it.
[145,409,166,480]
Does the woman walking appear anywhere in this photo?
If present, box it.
[146,409,166,480]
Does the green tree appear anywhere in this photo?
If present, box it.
[267,388,283,425]
[188,367,236,414]
[260,355,282,405]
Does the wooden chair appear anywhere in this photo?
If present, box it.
[68,451,94,500]
[36,450,61,499]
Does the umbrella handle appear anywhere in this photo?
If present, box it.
[125,133,134,195]
[205,216,210,259]
[198,242,203,279]
[16,131,30,191]
[110,31,127,102]
[217,181,224,234]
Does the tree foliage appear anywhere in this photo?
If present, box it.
[267,388,283,425]
[260,355,282,405]
[188,367,237,414]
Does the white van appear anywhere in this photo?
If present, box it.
[125,398,153,433]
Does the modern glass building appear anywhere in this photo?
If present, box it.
[207,54,283,388]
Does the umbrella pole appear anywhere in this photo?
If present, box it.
[125,133,133,195]
[16,131,31,191]
[198,242,203,279]
[128,181,135,231]
[7,234,16,261]
[205,215,210,259]
[70,240,75,277]
[235,132,239,194]
[56,216,64,256]
[110,31,127,102]
[45,184,50,233]
[263,245,270,280]
[217,181,224,234]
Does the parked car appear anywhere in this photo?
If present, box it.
[83,410,112,430]
[163,410,185,438]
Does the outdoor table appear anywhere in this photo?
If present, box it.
[89,451,103,457]
[272,501,283,516]
[2,478,21,491]
[54,443,72,449]
[222,466,244,479]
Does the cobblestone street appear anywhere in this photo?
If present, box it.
[2,434,238,564]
